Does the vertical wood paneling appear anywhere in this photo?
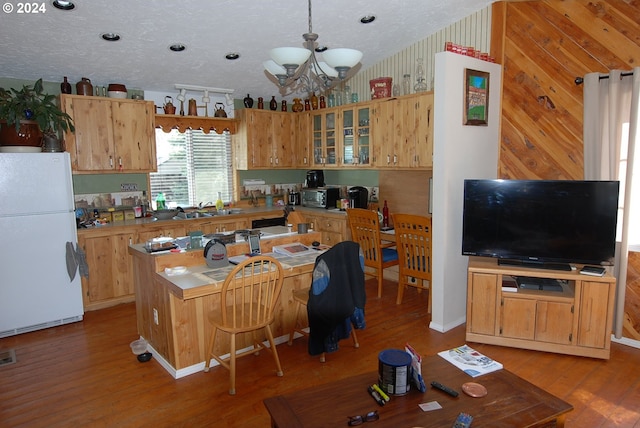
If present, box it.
[349,6,492,101]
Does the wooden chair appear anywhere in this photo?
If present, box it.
[346,208,399,298]
[392,213,432,309]
[203,256,285,395]
[288,288,359,363]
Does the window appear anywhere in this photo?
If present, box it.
[150,129,233,209]
[619,122,640,251]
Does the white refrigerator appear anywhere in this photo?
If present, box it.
[0,152,84,337]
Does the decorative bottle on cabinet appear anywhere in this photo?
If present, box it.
[60,76,72,94]
[269,96,277,111]
[243,94,254,108]
[257,97,264,109]
[382,200,389,227]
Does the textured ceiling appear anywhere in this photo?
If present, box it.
[0,0,492,99]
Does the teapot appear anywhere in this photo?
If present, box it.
[214,102,227,118]
[163,96,176,115]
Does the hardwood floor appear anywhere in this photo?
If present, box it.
[1,278,640,427]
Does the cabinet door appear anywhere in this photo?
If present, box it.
[111,100,157,172]
[401,93,433,168]
[467,273,498,335]
[294,112,311,167]
[271,112,293,167]
[342,105,371,167]
[413,93,434,168]
[372,98,402,167]
[247,110,273,168]
[63,96,115,171]
[80,232,135,308]
[501,297,536,340]
[577,281,612,348]
[535,301,574,344]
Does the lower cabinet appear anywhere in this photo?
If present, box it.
[466,257,616,359]
[78,230,136,311]
[303,211,348,246]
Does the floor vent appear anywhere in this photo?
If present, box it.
[0,349,17,367]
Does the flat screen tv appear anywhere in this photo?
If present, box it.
[461,179,620,270]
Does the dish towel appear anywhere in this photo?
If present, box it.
[65,242,89,282]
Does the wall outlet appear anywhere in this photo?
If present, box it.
[153,308,159,325]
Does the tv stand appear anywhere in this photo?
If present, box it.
[498,258,572,271]
[466,257,616,359]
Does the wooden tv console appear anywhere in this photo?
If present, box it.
[466,257,616,359]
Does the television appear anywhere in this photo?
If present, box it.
[461,179,620,270]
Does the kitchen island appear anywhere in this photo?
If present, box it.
[128,230,322,378]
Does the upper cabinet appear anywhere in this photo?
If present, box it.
[372,92,433,169]
[61,95,157,173]
[233,109,294,169]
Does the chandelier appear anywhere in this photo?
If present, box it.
[263,0,363,96]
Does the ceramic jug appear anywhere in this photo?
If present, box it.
[76,77,93,96]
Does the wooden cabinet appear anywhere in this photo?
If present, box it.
[184,217,249,235]
[341,104,372,167]
[303,211,348,246]
[311,109,338,167]
[372,93,433,169]
[61,94,156,173]
[233,109,293,169]
[466,257,616,359]
[78,230,136,311]
[293,112,312,168]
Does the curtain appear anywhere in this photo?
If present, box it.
[583,68,640,339]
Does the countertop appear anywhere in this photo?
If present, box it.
[78,205,347,235]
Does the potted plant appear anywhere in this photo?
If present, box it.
[0,78,74,151]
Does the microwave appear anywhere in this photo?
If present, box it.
[302,187,340,209]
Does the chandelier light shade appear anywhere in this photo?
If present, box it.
[270,47,312,76]
[263,0,363,96]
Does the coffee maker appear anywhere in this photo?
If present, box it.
[348,186,369,208]
[305,170,325,188]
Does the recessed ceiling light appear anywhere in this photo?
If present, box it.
[315,46,328,53]
[101,33,121,42]
[225,52,240,60]
[360,15,376,24]
[53,0,75,10]
[169,44,186,52]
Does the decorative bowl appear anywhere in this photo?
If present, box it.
[108,91,128,99]
[108,83,127,92]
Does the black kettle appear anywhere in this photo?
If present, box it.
[214,102,227,118]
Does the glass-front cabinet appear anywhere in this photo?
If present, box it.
[312,110,337,167]
[342,105,371,167]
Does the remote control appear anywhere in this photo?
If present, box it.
[452,412,473,428]
[431,381,459,397]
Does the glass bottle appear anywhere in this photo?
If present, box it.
[310,92,318,109]
[319,95,326,109]
[402,74,411,95]
[328,92,335,107]
[344,86,351,104]
[257,97,264,109]
[281,99,287,112]
[215,192,224,211]
[60,76,72,94]
[382,200,389,228]
[269,96,277,110]
[414,58,428,92]
[392,84,400,97]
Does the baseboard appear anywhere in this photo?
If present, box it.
[611,334,640,350]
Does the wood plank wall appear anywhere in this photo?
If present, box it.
[491,0,640,340]
[491,0,640,180]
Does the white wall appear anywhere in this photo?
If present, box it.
[430,52,502,332]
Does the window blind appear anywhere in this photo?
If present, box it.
[150,129,233,208]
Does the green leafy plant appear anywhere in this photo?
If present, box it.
[0,78,74,137]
